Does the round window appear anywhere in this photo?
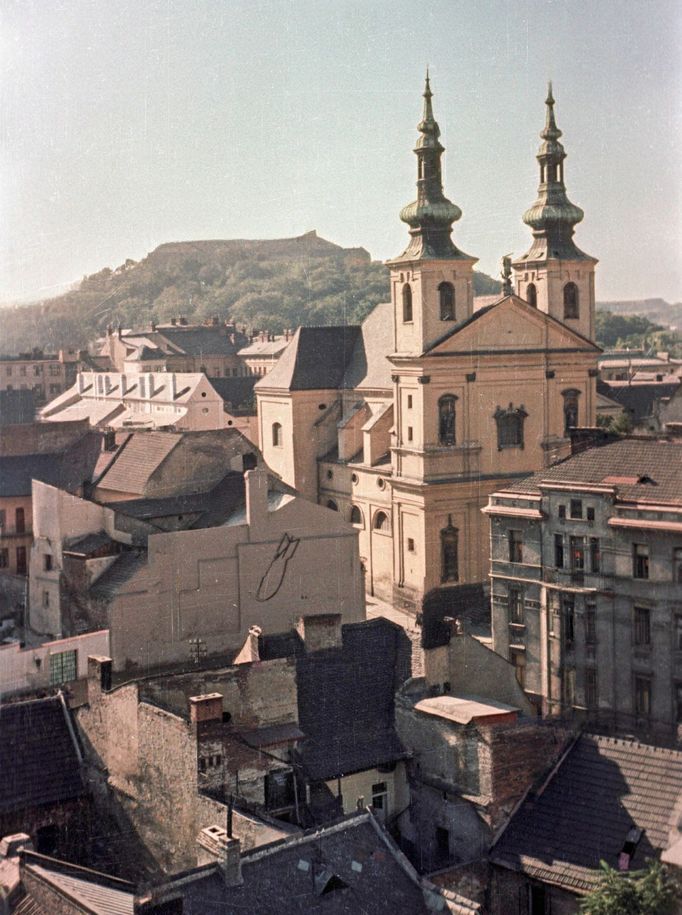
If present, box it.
[326,469,333,480]
[377,478,386,489]
[318,403,327,410]
[351,473,359,485]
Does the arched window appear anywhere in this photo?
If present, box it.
[563,282,579,319]
[350,505,363,526]
[562,389,580,435]
[326,499,339,512]
[373,511,389,532]
[402,284,413,323]
[438,282,455,321]
[494,404,528,450]
[441,516,459,583]
[272,422,282,447]
[526,283,537,308]
[438,395,457,446]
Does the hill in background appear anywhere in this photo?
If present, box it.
[0,231,501,354]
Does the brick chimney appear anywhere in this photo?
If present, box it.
[188,693,224,726]
[196,825,242,886]
[296,614,343,652]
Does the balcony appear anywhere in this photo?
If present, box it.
[0,526,32,539]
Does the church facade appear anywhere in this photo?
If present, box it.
[256,79,600,613]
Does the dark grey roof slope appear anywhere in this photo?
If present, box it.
[491,733,682,893]
[0,389,35,425]
[295,619,411,781]
[94,432,179,495]
[179,813,432,915]
[0,696,84,813]
[20,852,134,915]
[341,301,394,391]
[0,432,102,498]
[156,326,242,357]
[89,550,147,601]
[508,438,682,504]
[207,375,257,411]
[256,326,361,392]
[598,380,680,423]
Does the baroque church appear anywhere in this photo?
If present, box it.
[255,78,600,613]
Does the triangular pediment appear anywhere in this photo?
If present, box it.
[426,295,599,355]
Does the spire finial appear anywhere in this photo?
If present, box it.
[546,80,554,106]
[542,81,561,141]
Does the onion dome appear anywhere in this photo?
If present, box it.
[391,73,472,262]
[520,84,589,260]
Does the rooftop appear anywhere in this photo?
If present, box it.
[491,733,682,893]
[255,325,361,392]
[0,695,84,814]
[414,695,519,725]
[507,437,682,504]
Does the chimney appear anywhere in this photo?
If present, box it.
[443,616,465,639]
[179,316,188,326]
[150,321,157,332]
[170,317,177,326]
[189,693,223,726]
[244,468,269,532]
[117,323,123,339]
[0,833,33,859]
[234,625,262,665]
[296,614,343,652]
[212,316,219,326]
[87,655,112,704]
[196,826,242,886]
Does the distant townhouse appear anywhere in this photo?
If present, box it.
[486,437,682,740]
[0,349,79,405]
[237,330,292,377]
[100,318,249,376]
[40,370,253,436]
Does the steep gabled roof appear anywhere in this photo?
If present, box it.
[0,432,102,498]
[255,326,361,392]
[19,852,134,915]
[93,432,180,495]
[0,696,84,813]
[341,301,394,391]
[491,733,682,893]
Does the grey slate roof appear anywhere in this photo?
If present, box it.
[64,531,117,556]
[508,437,682,504]
[0,696,84,814]
[20,853,134,915]
[0,433,102,498]
[294,619,411,781]
[491,733,682,893]
[89,550,147,601]
[0,389,35,425]
[206,375,258,411]
[255,326,361,392]
[598,380,680,423]
[341,301,394,391]
[178,813,433,915]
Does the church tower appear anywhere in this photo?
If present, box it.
[387,74,477,355]
[513,84,597,341]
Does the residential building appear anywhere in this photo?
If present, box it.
[395,618,572,878]
[254,614,413,826]
[100,318,249,376]
[487,437,682,739]
[0,417,101,607]
[255,80,599,613]
[0,349,79,406]
[41,370,252,436]
[0,629,109,699]
[597,377,680,433]
[238,331,292,377]
[490,733,682,914]
[28,429,365,671]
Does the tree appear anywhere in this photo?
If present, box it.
[580,860,679,915]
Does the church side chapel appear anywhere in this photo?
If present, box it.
[256,77,599,613]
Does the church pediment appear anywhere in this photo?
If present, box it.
[425,294,599,355]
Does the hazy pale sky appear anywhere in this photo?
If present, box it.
[1,0,681,304]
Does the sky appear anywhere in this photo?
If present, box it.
[1,0,681,304]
